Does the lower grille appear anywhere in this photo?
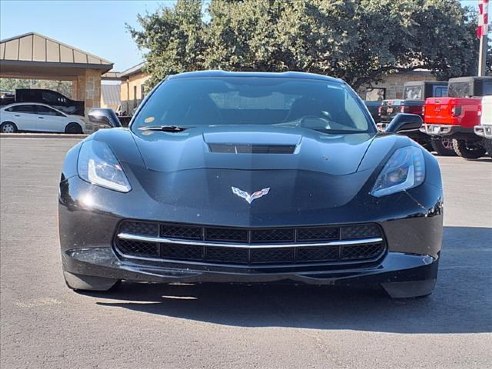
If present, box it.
[114,221,386,266]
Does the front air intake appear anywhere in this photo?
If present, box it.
[208,143,296,154]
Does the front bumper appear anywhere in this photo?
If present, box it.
[62,246,438,286]
[59,174,443,287]
[474,125,492,139]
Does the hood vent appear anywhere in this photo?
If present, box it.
[208,143,297,154]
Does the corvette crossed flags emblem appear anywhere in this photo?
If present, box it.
[231,187,270,204]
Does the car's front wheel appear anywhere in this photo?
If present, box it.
[63,271,120,291]
[482,138,492,158]
[65,122,83,134]
[452,139,486,159]
[0,121,18,133]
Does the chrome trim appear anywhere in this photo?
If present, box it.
[115,249,386,269]
[474,125,492,139]
[117,232,383,249]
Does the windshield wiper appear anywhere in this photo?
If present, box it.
[139,125,190,132]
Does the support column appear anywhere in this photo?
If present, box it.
[71,79,79,100]
[72,70,102,116]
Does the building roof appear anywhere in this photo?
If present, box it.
[102,71,122,80]
[0,32,112,72]
[120,62,146,78]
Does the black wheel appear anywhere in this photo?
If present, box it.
[419,140,433,152]
[63,271,120,292]
[482,139,492,158]
[65,122,83,134]
[452,139,486,160]
[431,138,455,156]
[0,121,18,133]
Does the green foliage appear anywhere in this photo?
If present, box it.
[127,0,206,87]
[0,79,72,97]
[129,0,484,90]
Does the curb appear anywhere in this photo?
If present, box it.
[0,133,88,139]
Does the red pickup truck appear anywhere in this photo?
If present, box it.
[378,81,448,152]
[423,76,492,159]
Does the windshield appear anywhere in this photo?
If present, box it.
[131,77,374,134]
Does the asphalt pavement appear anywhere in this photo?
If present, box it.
[1,137,491,369]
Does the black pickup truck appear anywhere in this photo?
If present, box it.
[0,89,85,116]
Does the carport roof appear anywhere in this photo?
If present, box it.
[0,32,113,79]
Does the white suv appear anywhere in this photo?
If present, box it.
[474,96,492,157]
[0,103,86,134]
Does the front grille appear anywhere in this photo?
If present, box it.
[117,239,159,257]
[114,221,386,266]
[160,224,202,240]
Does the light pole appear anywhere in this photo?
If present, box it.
[477,0,489,76]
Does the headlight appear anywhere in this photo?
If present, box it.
[77,140,131,193]
[371,146,425,197]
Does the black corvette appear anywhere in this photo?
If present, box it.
[59,71,443,298]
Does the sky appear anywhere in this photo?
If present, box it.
[0,0,480,73]
[0,0,170,72]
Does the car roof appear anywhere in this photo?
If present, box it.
[403,81,448,87]
[168,70,343,83]
[449,76,492,83]
[1,102,68,114]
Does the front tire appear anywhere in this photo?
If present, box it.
[0,121,18,133]
[63,271,120,292]
[65,122,83,134]
[482,139,492,158]
[452,139,486,160]
[431,138,455,156]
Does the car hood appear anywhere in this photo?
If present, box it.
[132,125,375,176]
[115,126,393,212]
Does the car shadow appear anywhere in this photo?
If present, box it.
[90,226,492,334]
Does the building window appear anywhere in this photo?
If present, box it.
[141,85,145,100]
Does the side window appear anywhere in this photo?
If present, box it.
[482,81,492,96]
[36,105,64,116]
[41,91,59,104]
[433,87,448,97]
[11,105,36,114]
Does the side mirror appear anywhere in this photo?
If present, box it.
[88,110,110,126]
[385,113,423,133]
[88,108,122,128]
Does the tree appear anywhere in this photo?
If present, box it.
[129,0,484,90]
[0,79,72,97]
[127,0,206,87]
